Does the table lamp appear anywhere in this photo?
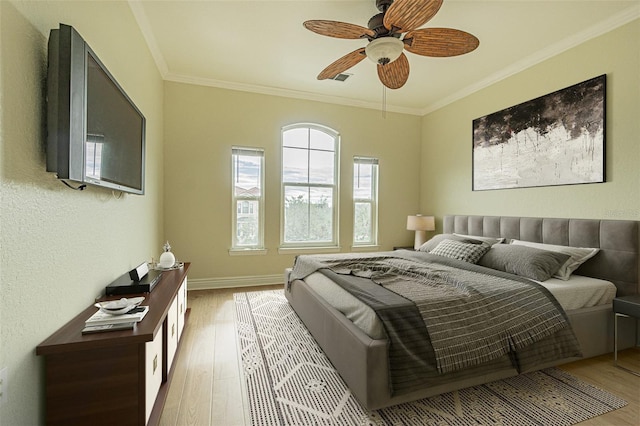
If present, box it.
[407,215,435,250]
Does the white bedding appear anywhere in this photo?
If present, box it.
[533,275,617,310]
[299,271,617,340]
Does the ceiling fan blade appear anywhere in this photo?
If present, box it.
[377,53,409,89]
[304,20,375,39]
[317,48,367,80]
[404,28,479,57]
[383,0,443,33]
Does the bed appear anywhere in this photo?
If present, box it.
[285,215,640,410]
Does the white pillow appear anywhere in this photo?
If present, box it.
[509,239,599,280]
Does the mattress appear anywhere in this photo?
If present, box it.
[533,275,617,310]
[299,271,617,340]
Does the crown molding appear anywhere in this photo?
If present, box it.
[420,4,640,115]
[163,73,424,116]
[128,0,169,76]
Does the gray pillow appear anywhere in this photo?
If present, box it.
[453,233,505,245]
[478,245,571,281]
[509,239,599,280]
[430,239,491,264]
[418,233,496,252]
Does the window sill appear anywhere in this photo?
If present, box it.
[229,248,268,256]
[278,246,341,255]
[350,245,381,252]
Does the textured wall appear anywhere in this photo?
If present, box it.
[420,19,640,226]
[0,2,164,424]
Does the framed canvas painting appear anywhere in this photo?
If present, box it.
[472,75,606,191]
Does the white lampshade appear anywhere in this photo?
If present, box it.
[407,215,435,250]
[406,215,435,231]
[365,37,404,65]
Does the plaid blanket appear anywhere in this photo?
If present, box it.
[290,251,576,375]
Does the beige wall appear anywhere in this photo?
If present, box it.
[421,19,640,227]
[163,82,422,283]
[1,0,637,423]
[0,2,164,424]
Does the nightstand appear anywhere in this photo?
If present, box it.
[613,295,640,376]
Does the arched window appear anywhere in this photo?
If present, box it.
[281,124,339,248]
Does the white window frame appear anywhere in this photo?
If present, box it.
[279,123,340,251]
[352,156,379,247]
[230,146,265,254]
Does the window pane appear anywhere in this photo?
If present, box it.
[283,128,309,148]
[354,202,372,243]
[234,154,261,196]
[353,163,373,200]
[282,146,309,183]
[284,186,309,242]
[309,128,334,151]
[309,149,335,184]
[232,147,264,250]
[283,186,333,243]
[309,187,333,242]
[236,200,259,246]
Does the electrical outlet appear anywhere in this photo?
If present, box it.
[0,367,7,406]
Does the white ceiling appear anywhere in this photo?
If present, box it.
[129,0,640,115]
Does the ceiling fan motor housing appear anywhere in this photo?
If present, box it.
[368,13,387,37]
[368,13,399,38]
[376,0,394,12]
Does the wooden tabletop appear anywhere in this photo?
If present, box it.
[36,263,190,356]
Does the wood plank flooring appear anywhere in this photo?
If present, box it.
[160,285,640,426]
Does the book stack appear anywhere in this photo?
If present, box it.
[82,305,149,334]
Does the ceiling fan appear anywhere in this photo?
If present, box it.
[304,0,479,89]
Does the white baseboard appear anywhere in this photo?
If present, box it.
[187,274,284,291]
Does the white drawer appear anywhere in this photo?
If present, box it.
[177,277,187,340]
[145,329,163,423]
[166,296,179,370]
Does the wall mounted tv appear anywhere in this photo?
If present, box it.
[46,24,146,195]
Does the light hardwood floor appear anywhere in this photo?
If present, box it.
[160,285,640,426]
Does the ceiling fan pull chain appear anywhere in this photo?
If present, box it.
[382,85,387,118]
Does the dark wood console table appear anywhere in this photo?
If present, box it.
[36,263,190,426]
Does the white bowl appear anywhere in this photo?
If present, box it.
[95,296,145,315]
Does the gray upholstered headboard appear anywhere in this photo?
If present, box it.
[443,215,640,296]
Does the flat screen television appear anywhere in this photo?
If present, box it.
[46,24,146,195]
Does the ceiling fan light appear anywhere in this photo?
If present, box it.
[365,37,404,65]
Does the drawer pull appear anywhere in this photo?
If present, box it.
[172,323,175,337]
[153,354,158,374]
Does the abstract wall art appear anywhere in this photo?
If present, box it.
[472,75,605,191]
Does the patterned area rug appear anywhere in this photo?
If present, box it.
[234,290,626,426]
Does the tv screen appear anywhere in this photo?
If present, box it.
[46,24,146,195]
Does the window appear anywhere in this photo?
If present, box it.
[281,124,339,248]
[231,147,264,250]
[353,157,379,246]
